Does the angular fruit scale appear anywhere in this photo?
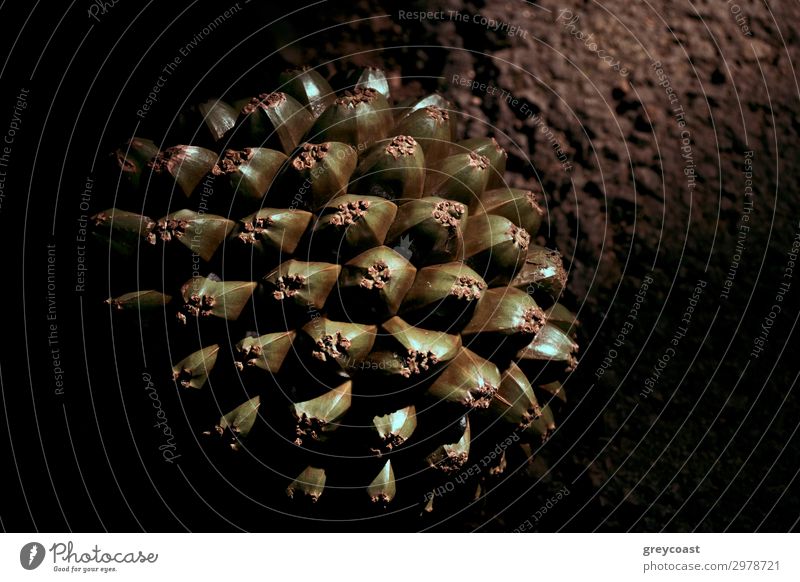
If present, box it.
[102,64,578,512]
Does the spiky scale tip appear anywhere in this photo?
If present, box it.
[309,87,392,148]
[172,345,220,390]
[286,466,327,502]
[279,141,357,210]
[291,381,352,446]
[279,66,336,118]
[148,145,217,198]
[111,137,159,193]
[393,105,452,164]
[351,135,426,202]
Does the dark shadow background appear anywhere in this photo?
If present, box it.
[1,0,798,532]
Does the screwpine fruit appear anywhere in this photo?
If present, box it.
[99,65,578,515]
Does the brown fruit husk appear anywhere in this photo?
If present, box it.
[172,344,220,390]
[291,380,352,446]
[286,466,327,502]
[393,105,452,165]
[276,141,357,210]
[385,197,468,266]
[464,214,530,285]
[425,151,491,206]
[350,135,426,202]
[308,88,393,149]
[310,195,398,261]
[471,187,545,236]
[260,260,341,325]
[147,145,218,199]
[175,99,238,148]
[461,286,546,356]
[453,137,508,189]
[176,277,257,325]
[211,147,288,211]
[204,396,261,451]
[399,262,487,330]
[299,317,377,373]
[510,245,568,300]
[334,246,417,322]
[234,331,296,374]
[111,137,159,193]
[227,208,312,269]
[426,348,501,410]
